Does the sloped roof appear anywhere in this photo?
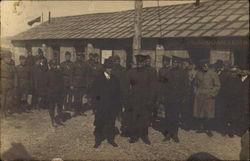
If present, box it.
[12,0,249,41]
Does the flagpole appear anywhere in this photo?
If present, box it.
[42,12,43,22]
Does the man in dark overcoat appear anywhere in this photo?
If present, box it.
[33,57,48,109]
[126,55,155,144]
[90,59,121,148]
[72,53,89,116]
[16,56,32,111]
[1,51,17,117]
[47,60,64,127]
[163,56,188,143]
[60,51,74,110]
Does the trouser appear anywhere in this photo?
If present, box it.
[1,88,15,117]
[165,102,181,138]
[130,126,149,138]
[73,87,87,114]
[63,87,73,110]
[48,97,63,124]
[94,124,116,143]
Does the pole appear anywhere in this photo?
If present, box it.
[132,0,143,67]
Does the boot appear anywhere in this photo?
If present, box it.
[163,133,171,142]
[108,139,118,147]
[141,135,151,145]
[129,136,139,143]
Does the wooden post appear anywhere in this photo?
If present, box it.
[132,0,143,67]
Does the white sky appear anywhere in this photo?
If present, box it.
[1,0,193,38]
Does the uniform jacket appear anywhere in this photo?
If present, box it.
[1,61,17,89]
[193,70,220,118]
[72,60,88,88]
[47,69,64,99]
[16,64,32,91]
[60,60,74,87]
[33,64,48,96]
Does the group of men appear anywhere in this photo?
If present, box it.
[1,48,249,148]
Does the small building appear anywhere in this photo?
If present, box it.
[11,0,249,69]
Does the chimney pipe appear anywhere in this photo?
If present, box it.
[195,0,200,7]
[48,11,51,23]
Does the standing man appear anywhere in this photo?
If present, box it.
[193,60,220,137]
[87,53,103,90]
[33,57,49,109]
[156,56,171,136]
[16,56,32,111]
[163,56,188,143]
[47,60,64,127]
[60,52,74,111]
[126,55,155,144]
[35,48,48,70]
[25,50,36,108]
[90,59,121,148]
[1,51,17,117]
[72,53,89,116]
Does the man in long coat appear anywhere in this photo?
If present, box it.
[72,53,89,116]
[60,52,74,110]
[1,51,17,117]
[47,60,64,127]
[126,55,155,144]
[33,57,48,109]
[163,56,188,143]
[193,60,220,136]
[90,59,121,148]
[16,56,32,111]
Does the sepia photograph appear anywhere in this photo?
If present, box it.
[0,0,249,160]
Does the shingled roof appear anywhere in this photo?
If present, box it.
[12,0,249,41]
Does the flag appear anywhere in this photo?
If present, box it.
[27,16,41,26]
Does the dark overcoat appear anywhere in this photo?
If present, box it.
[90,73,121,127]
[16,64,31,93]
[33,64,48,96]
[126,67,155,127]
[60,60,74,87]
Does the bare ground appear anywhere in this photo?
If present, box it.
[1,109,241,160]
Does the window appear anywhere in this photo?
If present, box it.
[210,50,234,65]
[101,50,113,64]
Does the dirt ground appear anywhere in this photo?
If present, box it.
[1,109,241,160]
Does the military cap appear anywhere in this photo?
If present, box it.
[172,56,184,63]
[103,58,113,68]
[112,55,120,61]
[198,59,210,67]
[162,55,171,61]
[145,55,151,59]
[93,53,99,58]
[135,55,147,62]
[65,51,71,56]
[19,55,26,60]
[214,59,224,68]
[38,48,43,54]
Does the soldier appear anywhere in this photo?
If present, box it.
[25,50,36,107]
[33,57,49,109]
[222,66,245,137]
[126,55,155,144]
[90,59,121,148]
[87,53,103,90]
[16,56,32,111]
[155,56,171,136]
[47,60,64,127]
[193,60,220,137]
[72,53,89,116]
[109,55,129,136]
[163,56,188,143]
[35,48,48,70]
[1,51,17,117]
[60,51,74,111]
